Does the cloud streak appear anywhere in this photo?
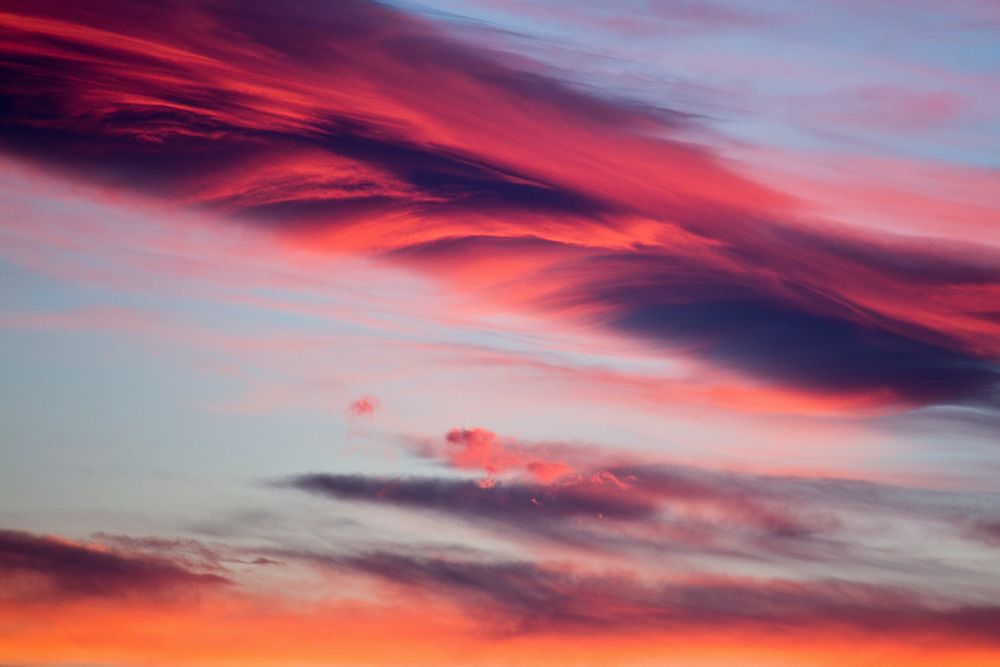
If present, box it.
[280,424,1000,590]
[0,529,228,602]
[328,549,1000,641]
[0,0,997,411]
[283,472,655,523]
[2,531,997,666]
[1,2,1000,666]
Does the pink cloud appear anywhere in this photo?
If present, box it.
[443,428,576,484]
[348,396,381,418]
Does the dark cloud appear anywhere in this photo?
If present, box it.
[284,429,1000,568]
[283,473,656,522]
[964,518,1000,547]
[279,467,849,564]
[0,1,614,220]
[0,0,998,409]
[299,117,609,216]
[559,247,999,403]
[0,528,229,602]
[617,299,997,402]
[392,234,1000,404]
[323,549,1000,641]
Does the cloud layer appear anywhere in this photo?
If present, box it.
[1,2,999,666]
[1,0,998,410]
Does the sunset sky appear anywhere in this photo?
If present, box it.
[1,1,999,665]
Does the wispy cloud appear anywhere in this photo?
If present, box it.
[0,529,228,602]
[2,0,997,411]
[1,2,999,665]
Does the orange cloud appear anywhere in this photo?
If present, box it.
[1,566,998,667]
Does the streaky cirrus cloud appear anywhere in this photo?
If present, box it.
[280,470,844,563]
[0,528,229,602]
[1,0,998,410]
[283,472,655,523]
[1,2,999,666]
[280,425,1000,582]
[2,528,998,667]
[324,549,1000,641]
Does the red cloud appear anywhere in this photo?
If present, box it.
[0,0,996,411]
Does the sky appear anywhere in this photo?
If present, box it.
[0,1,999,665]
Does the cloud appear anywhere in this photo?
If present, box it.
[6,548,995,667]
[278,464,841,561]
[0,528,228,602]
[323,549,1000,641]
[91,532,282,570]
[0,0,997,412]
[964,518,1000,548]
[282,473,655,523]
[439,427,576,483]
[348,395,380,417]
[574,255,999,403]
[282,422,1000,573]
